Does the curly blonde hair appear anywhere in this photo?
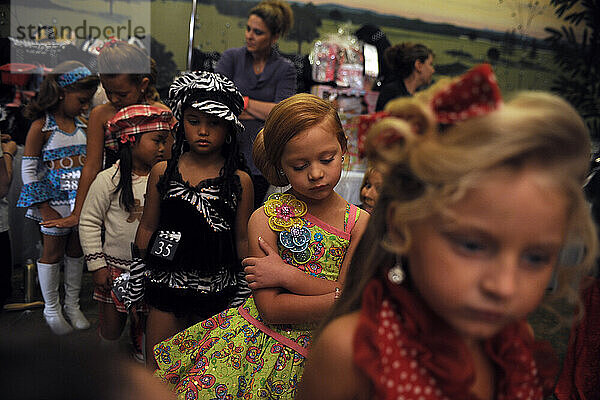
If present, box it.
[325,91,597,328]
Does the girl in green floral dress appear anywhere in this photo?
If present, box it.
[154,93,369,399]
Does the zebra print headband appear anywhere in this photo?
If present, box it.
[168,71,245,134]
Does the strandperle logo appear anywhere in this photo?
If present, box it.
[9,0,151,71]
[14,19,147,41]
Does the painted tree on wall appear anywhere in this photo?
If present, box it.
[545,0,600,141]
[287,2,321,54]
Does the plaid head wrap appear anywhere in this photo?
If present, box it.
[167,71,245,134]
[106,105,175,145]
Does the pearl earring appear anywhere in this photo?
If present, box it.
[388,257,405,285]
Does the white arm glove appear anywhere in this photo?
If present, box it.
[21,156,42,185]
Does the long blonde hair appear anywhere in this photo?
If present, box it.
[325,91,597,328]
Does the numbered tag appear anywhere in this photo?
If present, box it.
[150,230,181,261]
[59,170,81,191]
[112,271,130,304]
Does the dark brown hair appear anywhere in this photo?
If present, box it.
[23,61,99,120]
[384,43,434,79]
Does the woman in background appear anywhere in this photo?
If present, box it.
[215,0,296,208]
[375,43,435,111]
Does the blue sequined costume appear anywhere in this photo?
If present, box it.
[17,113,86,224]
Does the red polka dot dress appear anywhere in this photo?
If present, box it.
[353,274,558,400]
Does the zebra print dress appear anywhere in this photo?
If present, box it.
[143,165,250,316]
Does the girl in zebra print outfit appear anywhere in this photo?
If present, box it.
[133,71,254,370]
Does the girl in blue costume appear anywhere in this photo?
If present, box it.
[154,93,369,399]
[17,61,99,335]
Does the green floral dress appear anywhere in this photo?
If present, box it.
[154,193,360,399]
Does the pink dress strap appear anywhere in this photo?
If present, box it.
[238,304,309,357]
[344,204,359,234]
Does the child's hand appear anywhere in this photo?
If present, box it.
[242,237,288,290]
[1,139,17,155]
[41,213,79,228]
[92,267,112,292]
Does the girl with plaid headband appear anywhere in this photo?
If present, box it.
[42,40,173,232]
[132,71,254,370]
[79,105,173,361]
[17,60,99,335]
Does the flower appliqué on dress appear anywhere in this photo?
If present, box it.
[264,193,312,264]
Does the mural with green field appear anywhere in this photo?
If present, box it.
[10,0,598,138]
[184,0,568,94]
[7,0,579,94]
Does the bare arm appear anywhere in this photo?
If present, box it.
[335,210,369,286]
[248,211,336,325]
[0,139,17,197]
[134,161,166,254]
[243,209,369,295]
[243,211,337,295]
[0,150,8,198]
[242,98,277,121]
[42,105,112,228]
[234,170,254,259]
[296,312,370,400]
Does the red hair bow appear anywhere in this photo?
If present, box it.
[357,111,391,157]
[431,63,502,124]
[356,64,503,157]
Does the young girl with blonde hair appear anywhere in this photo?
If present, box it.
[298,69,596,399]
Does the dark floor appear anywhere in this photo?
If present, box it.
[0,262,575,398]
[1,264,134,355]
